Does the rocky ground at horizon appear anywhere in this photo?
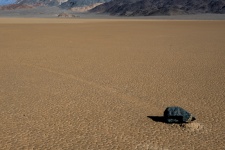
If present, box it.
[1,6,225,20]
[1,0,225,17]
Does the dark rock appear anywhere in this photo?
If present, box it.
[90,0,225,16]
[164,106,195,123]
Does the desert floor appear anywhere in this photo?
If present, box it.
[0,18,225,150]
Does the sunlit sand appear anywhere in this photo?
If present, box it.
[0,18,225,149]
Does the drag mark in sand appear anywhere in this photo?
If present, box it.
[21,63,150,107]
[21,63,167,149]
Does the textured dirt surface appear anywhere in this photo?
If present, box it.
[0,19,225,149]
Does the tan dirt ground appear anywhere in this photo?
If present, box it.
[0,18,225,150]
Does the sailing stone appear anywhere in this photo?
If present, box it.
[164,106,196,123]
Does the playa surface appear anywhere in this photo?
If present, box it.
[0,18,225,149]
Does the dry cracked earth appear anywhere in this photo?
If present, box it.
[0,19,225,149]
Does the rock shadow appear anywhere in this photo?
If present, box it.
[147,116,165,123]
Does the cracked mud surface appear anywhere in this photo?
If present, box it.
[0,19,225,149]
